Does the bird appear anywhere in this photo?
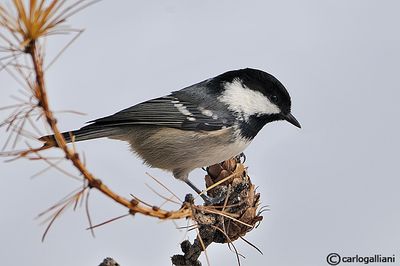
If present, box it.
[40,68,301,204]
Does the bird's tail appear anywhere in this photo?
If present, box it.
[39,124,121,146]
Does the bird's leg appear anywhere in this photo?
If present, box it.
[184,179,225,205]
[184,179,202,195]
[174,169,225,205]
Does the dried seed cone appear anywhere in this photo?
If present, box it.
[172,157,264,265]
[203,157,263,242]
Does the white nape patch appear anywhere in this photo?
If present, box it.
[187,117,196,121]
[174,103,193,116]
[218,79,280,119]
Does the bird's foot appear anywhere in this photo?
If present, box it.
[236,152,246,163]
[200,186,228,205]
[201,192,226,205]
[184,179,227,205]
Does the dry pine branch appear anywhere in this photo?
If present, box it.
[0,1,264,265]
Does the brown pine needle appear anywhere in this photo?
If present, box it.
[199,166,242,197]
[37,187,83,220]
[196,206,253,228]
[29,147,82,181]
[84,189,95,237]
[158,195,180,209]
[239,236,263,255]
[26,115,43,136]
[175,223,199,231]
[210,225,242,266]
[145,183,181,205]
[41,199,72,242]
[30,157,64,178]
[196,227,211,266]
[87,214,130,230]
[0,60,30,89]
[1,0,98,47]
[145,172,181,202]
[53,109,86,116]
[44,28,83,70]
[0,103,26,111]
[129,194,155,209]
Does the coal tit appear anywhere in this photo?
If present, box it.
[41,68,300,203]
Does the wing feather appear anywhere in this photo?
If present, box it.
[88,95,233,131]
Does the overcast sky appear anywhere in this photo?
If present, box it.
[1,1,400,265]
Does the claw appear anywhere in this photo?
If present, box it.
[201,193,226,205]
[237,152,246,163]
[184,179,227,205]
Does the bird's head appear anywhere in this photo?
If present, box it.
[216,68,301,130]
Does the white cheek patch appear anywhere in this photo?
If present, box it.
[218,79,281,119]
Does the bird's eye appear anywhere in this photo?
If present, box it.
[271,95,279,103]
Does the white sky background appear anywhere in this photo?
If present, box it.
[1,0,400,265]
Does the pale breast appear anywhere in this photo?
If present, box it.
[118,126,251,173]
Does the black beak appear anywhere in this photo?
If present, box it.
[283,113,301,128]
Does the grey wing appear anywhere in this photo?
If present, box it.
[88,95,234,131]
[40,84,235,144]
